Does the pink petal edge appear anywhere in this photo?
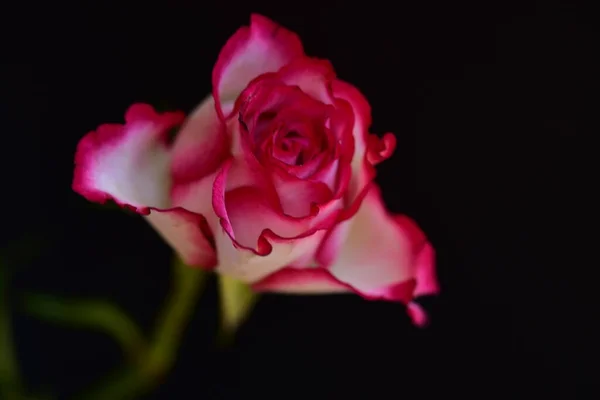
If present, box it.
[253,184,439,326]
[72,104,217,269]
[212,14,304,121]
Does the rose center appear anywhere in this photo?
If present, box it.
[274,128,317,166]
[248,107,332,170]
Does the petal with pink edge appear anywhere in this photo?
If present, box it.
[331,80,396,203]
[277,58,336,104]
[177,182,328,283]
[214,180,329,282]
[252,267,350,294]
[173,159,338,283]
[271,170,333,218]
[331,80,371,171]
[146,208,216,268]
[407,302,429,327]
[212,14,304,121]
[214,229,327,284]
[170,97,233,185]
[72,103,184,212]
[415,244,439,296]
[255,185,438,325]
[366,132,397,166]
[322,185,438,304]
[72,104,217,269]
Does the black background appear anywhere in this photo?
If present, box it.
[1,0,596,399]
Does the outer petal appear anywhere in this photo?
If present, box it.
[406,302,429,327]
[72,103,184,211]
[252,267,350,294]
[179,157,343,283]
[146,208,216,268]
[253,185,438,325]
[331,80,374,202]
[212,162,333,282]
[214,228,327,284]
[331,81,396,208]
[72,104,217,268]
[177,176,329,283]
[277,58,336,105]
[322,185,437,303]
[397,219,439,297]
[170,96,232,185]
[366,132,397,166]
[198,105,350,283]
[169,169,223,265]
[221,185,312,249]
[313,81,394,267]
[212,14,304,121]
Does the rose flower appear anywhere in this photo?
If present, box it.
[72,14,439,325]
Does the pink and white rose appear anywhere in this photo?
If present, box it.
[72,14,439,325]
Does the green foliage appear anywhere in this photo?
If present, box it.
[23,294,148,363]
[217,275,259,347]
[1,231,55,400]
[0,266,22,400]
[2,216,260,399]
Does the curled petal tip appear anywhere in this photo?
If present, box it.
[407,301,429,327]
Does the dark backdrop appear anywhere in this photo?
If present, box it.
[1,0,596,399]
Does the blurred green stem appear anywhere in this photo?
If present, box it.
[216,275,258,347]
[145,257,205,373]
[80,257,207,400]
[0,268,23,400]
[23,295,148,363]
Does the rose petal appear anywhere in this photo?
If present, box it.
[224,185,310,248]
[416,245,439,295]
[321,184,437,303]
[278,57,336,104]
[271,169,333,218]
[366,132,397,166]
[307,157,338,188]
[406,301,429,327]
[331,80,374,201]
[173,161,310,281]
[158,172,220,269]
[145,208,216,268]
[331,82,396,216]
[252,267,351,294]
[213,158,343,240]
[212,14,304,121]
[214,227,328,284]
[236,77,324,144]
[236,72,354,203]
[73,104,217,268]
[215,188,328,282]
[201,159,344,283]
[223,113,338,222]
[170,97,233,185]
[217,145,280,201]
[253,268,414,305]
[254,224,437,326]
[72,103,184,212]
[394,217,440,297]
[331,80,371,158]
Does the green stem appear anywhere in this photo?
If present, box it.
[216,275,258,348]
[145,257,206,374]
[0,268,23,400]
[79,258,207,400]
[77,367,147,400]
[22,295,147,364]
